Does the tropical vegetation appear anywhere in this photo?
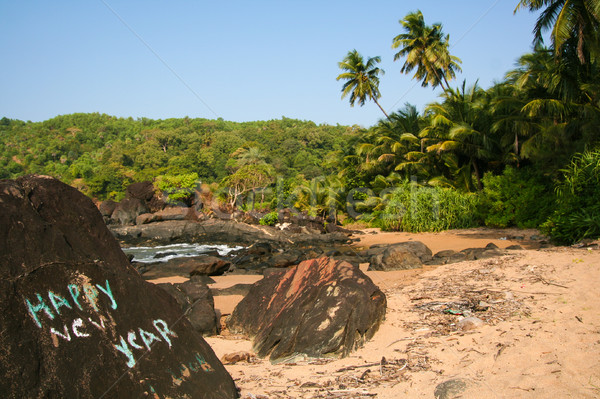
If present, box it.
[1,4,599,244]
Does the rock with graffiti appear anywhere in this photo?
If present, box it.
[0,175,238,398]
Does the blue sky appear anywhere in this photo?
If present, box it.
[0,1,541,127]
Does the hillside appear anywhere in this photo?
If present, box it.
[0,113,359,200]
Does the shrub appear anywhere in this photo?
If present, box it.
[259,211,279,226]
[372,183,480,232]
[541,149,600,244]
[480,167,555,229]
[155,173,199,206]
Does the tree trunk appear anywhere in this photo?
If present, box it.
[373,99,391,121]
[427,57,447,91]
[472,159,482,191]
[441,74,451,91]
[514,131,520,168]
[577,18,586,64]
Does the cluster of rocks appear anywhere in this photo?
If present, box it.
[1,175,397,396]
[133,237,517,282]
[363,241,518,271]
[3,175,535,398]
[127,236,519,365]
[99,181,351,242]
[99,181,170,225]
[111,217,354,248]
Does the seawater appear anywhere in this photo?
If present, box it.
[122,243,243,263]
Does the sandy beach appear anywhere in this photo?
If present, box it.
[163,228,600,398]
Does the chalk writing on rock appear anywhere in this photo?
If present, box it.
[22,278,180,369]
[114,319,178,368]
[168,352,216,386]
[24,279,117,328]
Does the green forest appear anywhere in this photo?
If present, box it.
[1,2,599,245]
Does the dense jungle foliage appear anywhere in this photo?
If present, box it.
[1,2,599,244]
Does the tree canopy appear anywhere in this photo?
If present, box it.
[337,50,389,119]
[2,5,599,244]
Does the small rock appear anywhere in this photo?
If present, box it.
[220,351,256,365]
[474,301,490,311]
[434,378,469,399]
[211,283,253,296]
[458,316,485,331]
[506,244,523,250]
[135,212,156,225]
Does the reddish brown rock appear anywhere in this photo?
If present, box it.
[220,351,256,365]
[228,257,386,363]
[139,256,231,280]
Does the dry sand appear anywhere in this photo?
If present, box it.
[167,228,600,398]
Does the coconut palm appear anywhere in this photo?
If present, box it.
[293,175,345,222]
[424,81,496,190]
[236,147,267,166]
[515,0,600,64]
[356,104,423,176]
[488,82,531,166]
[507,44,582,102]
[337,50,390,120]
[392,10,462,91]
[502,46,597,169]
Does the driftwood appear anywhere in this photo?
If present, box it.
[534,274,569,289]
[336,356,388,372]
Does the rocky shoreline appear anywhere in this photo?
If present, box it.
[5,175,581,399]
[102,180,542,280]
[114,217,529,280]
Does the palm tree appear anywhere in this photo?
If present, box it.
[337,50,390,120]
[356,104,423,176]
[236,147,267,166]
[424,81,496,190]
[515,0,600,64]
[488,82,531,166]
[293,175,345,222]
[392,10,462,91]
[502,46,596,170]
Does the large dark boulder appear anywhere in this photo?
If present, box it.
[0,175,238,398]
[111,197,148,225]
[138,255,231,280]
[189,256,232,276]
[109,182,167,226]
[228,257,386,363]
[126,181,156,201]
[158,277,219,336]
[367,241,433,271]
[98,199,118,218]
[428,249,468,265]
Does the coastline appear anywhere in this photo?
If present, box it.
[142,227,600,397]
